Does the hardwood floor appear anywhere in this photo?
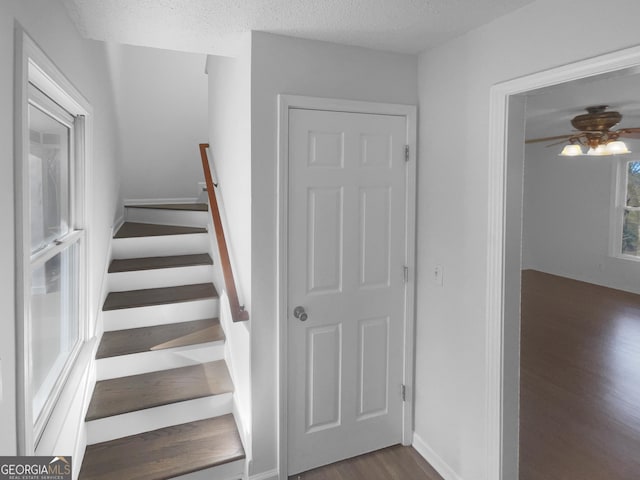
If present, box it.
[520,270,640,480]
[288,445,444,480]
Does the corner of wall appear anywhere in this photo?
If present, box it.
[412,432,465,480]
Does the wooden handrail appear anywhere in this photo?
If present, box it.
[199,143,249,322]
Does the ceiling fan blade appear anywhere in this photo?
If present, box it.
[546,138,580,147]
[617,128,640,139]
[525,134,574,144]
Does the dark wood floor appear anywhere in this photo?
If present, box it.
[288,445,444,480]
[520,270,640,480]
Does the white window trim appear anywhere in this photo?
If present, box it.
[14,26,94,455]
[609,157,640,263]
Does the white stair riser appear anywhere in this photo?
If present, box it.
[103,298,218,331]
[86,393,233,445]
[97,341,225,380]
[112,233,209,259]
[108,265,213,292]
[125,207,209,228]
[173,459,245,480]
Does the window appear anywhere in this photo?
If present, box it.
[613,159,640,259]
[16,29,90,454]
[28,86,83,431]
[622,161,640,256]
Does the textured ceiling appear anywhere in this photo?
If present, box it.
[62,0,534,55]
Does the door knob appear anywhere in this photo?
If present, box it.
[293,306,308,321]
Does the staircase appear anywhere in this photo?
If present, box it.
[79,204,246,480]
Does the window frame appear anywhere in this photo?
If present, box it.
[15,27,93,455]
[610,157,640,262]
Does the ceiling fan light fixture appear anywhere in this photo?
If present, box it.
[605,140,631,155]
[559,144,584,156]
[587,144,608,156]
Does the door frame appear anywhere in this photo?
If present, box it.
[276,95,417,478]
[486,44,640,479]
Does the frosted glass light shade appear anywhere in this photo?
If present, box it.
[605,140,631,155]
[559,144,583,156]
[587,145,608,156]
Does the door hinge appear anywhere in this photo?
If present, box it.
[403,265,409,283]
[401,384,407,402]
[404,145,410,162]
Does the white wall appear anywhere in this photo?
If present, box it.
[113,44,208,203]
[249,31,418,477]
[522,141,640,294]
[0,0,121,458]
[205,36,253,458]
[416,0,640,479]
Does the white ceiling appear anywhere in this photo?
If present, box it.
[526,68,640,141]
[62,0,534,55]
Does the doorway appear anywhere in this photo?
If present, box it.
[277,96,417,477]
[486,45,640,479]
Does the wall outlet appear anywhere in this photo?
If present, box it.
[434,265,444,286]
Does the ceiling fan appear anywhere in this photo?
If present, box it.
[525,105,640,156]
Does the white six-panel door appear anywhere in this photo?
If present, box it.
[287,108,408,474]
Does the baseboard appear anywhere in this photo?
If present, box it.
[232,396,250,459]
[113,214,124,233]
[249,469,279,480]
[412,432,464,480]
[123,197,199,206]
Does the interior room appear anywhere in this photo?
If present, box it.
[520,72,640,478]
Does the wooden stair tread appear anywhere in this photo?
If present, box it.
[126,203,208,212]
[114,222,207,239]
[96,318,224,359]
[79,414,245,480]
[103,283,217,311]
[86,360,233,421]
[109,253,213,273]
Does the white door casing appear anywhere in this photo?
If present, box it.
[486,45,640,480]
[286,107,410,475]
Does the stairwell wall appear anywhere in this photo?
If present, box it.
[112,44,209,204]
[0,0,122,460]
[205,36,253,461]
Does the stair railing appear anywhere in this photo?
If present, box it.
[199,143,249,322]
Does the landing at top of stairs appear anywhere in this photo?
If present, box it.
[79,414,245,480]
[126,203,208,212]
[115,222,207,239]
